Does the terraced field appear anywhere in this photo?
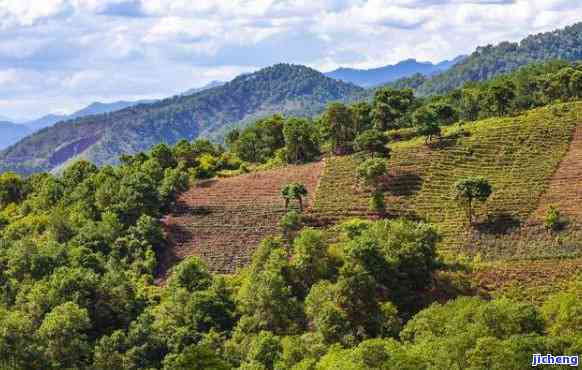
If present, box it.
[159,162,323,278]
[312,102,582,257]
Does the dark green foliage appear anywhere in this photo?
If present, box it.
[321,102,357,154]
[0,172,23,208]
[372,88,415,130]
[453,176,493,224]
[354,129,390,157]
[415,22,582,96]
[283,118,320,164]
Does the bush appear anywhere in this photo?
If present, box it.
[544,205,564,231]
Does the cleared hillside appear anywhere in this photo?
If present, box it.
[159,162,323,277]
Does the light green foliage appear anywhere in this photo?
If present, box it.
[356,158,386,189]
[544,205,563,231]
[281,183,308,211]
[168,257,212,292]
[37,302,91,368]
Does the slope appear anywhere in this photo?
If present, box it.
[0,64,363,175]
[0,121,31,150]
[159,161,324,277]
[407,22,582,96]
[311,102,582,259]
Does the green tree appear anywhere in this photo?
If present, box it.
[322,102,357,155]
[372,88,415,131]
[356,158,387,214]
[0,172,23,208]
[453,176,493,225]
[281,183,308,212]
[354,129,390,157]
[413,106,441,144]
[37,302,91,369]
[283,118,320,164]
[350,101,373,132]
[487,81,516,116]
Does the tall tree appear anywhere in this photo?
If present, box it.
[372,88,415,131]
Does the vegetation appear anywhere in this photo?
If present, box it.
[453,177,493,225]
[1,24,582,369]
[0,64,362,175]
[281,183,308,212]
[412,22,582,96]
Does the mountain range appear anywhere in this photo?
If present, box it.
[1,21,581,175]
[324,56,465,87]
[0,64,363,174]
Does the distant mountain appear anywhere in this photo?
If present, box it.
[24,100,156,131]
[182,81,226,96]
[0,64,363,174]
[415,22,582,96]
[324,56,465,87]
[0,121,31,150]
[24,114,69,131]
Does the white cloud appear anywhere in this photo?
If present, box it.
[0,0,580,117]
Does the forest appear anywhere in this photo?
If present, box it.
[0,61,581,369]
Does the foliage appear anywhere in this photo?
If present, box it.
[453,176,493,225]
[281,183,308,211]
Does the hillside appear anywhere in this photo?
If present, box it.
[413,22,582,95]
[324,57,464,87]
[160,102,582,277]
[0,64,363,175]
[160,162,323,277]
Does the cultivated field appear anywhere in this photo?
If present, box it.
[159,162,323,278]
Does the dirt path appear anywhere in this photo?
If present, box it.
[532,124,582,222]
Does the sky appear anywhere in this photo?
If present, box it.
[0,0,581,120]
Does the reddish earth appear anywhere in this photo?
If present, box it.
[157,161,324,280]
[532,125,582,222]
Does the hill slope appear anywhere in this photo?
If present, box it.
[325,57,463,87]
[158,102,582,275]
[160,162,323,276]
[23,99,157,132]
[311,102,582,260]
[0,64,363,175]
[414,22,582,95]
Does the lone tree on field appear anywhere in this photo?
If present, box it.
[453,176,492,225]
[357,158,388,214]
[281,183,308,212]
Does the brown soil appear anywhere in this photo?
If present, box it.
[157,161,324,281]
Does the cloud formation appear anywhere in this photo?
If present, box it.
[0,0,580,119]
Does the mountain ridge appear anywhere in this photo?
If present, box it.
[0,64,363,174]
[324,56,465,87]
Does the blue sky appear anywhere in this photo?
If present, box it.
[0,0,580,120]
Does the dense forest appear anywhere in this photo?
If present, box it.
[411,22,582,96]
[0,60,581,369]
